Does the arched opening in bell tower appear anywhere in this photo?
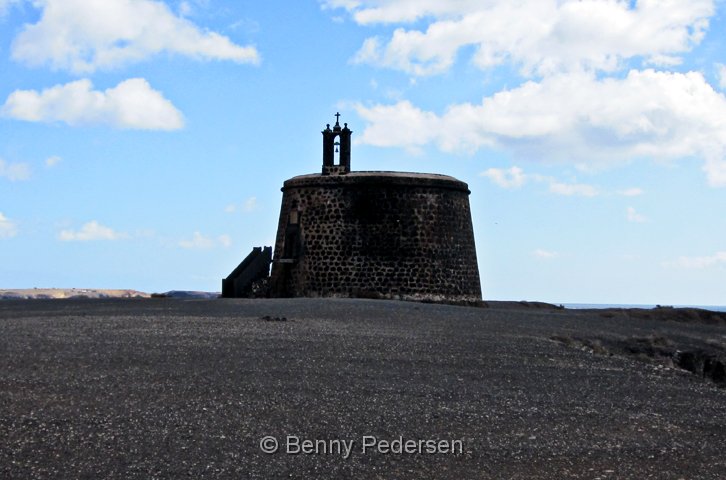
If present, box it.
[333,136,341,165]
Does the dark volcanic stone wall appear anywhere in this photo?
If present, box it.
[269,172,481,302]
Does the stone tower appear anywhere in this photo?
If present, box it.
[321,112,352,176]
[269,114,481,302]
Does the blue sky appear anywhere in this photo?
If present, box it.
[1,0,725,304]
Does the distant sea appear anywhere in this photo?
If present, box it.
[563,303,726,313]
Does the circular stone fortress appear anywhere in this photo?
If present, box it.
[265,114,482,302]
[222,114,481,302]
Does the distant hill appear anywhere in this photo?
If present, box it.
[153,290,220,299]
[0,288,150,300]
[0,289,220,300]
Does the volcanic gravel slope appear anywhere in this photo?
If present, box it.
[1,298,725,479]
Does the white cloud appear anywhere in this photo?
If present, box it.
[480,165,600,196]
[626,206,647,223]
[179,232,214,249]
[0,159,31,181]
[243,196,258,212]
[549,181,598,197]
[218,234,232,248]
[224,197,258,214]
[0,0,20,16]
[321,0,362,12]
[533,248,558,259]
[356,70,726,187]
[618,187,644,197]
[332,1,726,189]
[59,221,126,241]
[11,0,259,73]
[177,0,210,18]
[2,78,184,130]
[178,232,231,249]
[480,166,525,189]
[664,251,726,269]
[45,155,61,167]
[0,212,18,239]
[179,1,192,17]
[718,63,726,90]
[332,0,714,76]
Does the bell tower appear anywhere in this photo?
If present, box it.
[322,112,352,175]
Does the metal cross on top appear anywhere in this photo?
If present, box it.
[334,112,341,125]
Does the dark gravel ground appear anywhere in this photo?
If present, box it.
[1,298,725,479]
